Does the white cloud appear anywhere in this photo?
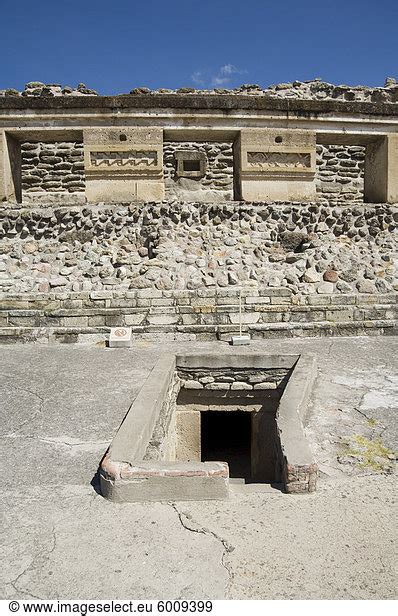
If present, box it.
[211,75,231,86]
[191,70,205,86]
[220,64,238,76]
[190,64,247,88]
[211,64,246,87]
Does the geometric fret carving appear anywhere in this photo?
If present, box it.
[90,149,158,168]
[247,151,311,169]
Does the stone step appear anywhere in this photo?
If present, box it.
[1,303,396,315]
[0,318,396,344]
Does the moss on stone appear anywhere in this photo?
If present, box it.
[343,434,395,472]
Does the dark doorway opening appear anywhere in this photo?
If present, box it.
[201,411,252,482]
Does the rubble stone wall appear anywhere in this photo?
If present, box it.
[315,145,365,202]
[2,78,397,102]
[177,367,290,391]
[21,141,85,198]
[0,202,395,297]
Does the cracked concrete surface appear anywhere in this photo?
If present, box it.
[0,337,397,599]
[170,503,235,594]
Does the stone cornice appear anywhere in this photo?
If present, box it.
[0,93,397,117]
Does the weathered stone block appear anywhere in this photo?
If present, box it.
[182,380,203,389]
[124,313,146,326]
[270,296,292,305]
[105,315,125,327]
[137,288,163,299]
[88,315,106,326]
[231,381,253,390]
[245,296,271,305]
[205,382,230,390]
[148,314,179,325]
[175,411,201,462]
[325,309,354,322]
[253,382,277,389]
[229,312,260,324]
[62,316,89,327]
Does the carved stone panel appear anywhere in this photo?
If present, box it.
[84,145,162,174]
[241,147,315,177]
[236,129,317,201]
[83,128,165,202]
[90,149,158,169]
[247,151,312,169]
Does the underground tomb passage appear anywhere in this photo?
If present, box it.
[201,411,253,482]
[100,353,318,502]
[175,386,282,485]
[200,409,280,484]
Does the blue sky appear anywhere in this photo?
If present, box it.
[1,0,397,93]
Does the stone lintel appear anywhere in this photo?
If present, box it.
[100,454,229,502]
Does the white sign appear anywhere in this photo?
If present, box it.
[109,327,132,348]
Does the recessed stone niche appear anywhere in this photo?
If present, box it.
[175,150,207,178]
[163,141,234,202]
[100,353,317,502]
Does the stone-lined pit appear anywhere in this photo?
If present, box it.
[100,353,317,501]
[173,364,289,484]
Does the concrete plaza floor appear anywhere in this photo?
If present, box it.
[1,336,397,599]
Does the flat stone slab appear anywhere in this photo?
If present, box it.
[101,458,229,502]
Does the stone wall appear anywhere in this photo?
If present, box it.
[19,141,368,205]
[21,141,85,200]
[1,82,98,97]
[1,285,396,344]
[163,142,234,202]
[2,78,397,103]
[178,367,290,391]
[316,145,365,202]
[0,202,395,296]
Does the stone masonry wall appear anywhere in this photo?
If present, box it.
[1,284,396,344]
[163,142,234,202]
[178,367,290,391]
[316,145,365,202]
[19,141,367,205]
[21,141,85,199]
[0,202,396,298]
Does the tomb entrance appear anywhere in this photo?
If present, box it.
[100,353,317,501]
